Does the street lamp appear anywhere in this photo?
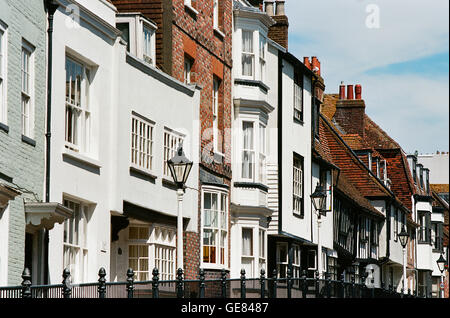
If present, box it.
[310,183,328,278]
[436,253,447,298]
[168,145,193,271]
[398,226,409,294]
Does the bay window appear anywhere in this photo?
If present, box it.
[65,56,91,153]
[241,121,255,180]
[143,25,154,65]
[202,189,228,267]
[63,199,89,283]
[131,113,154,172]
[21,42,34,138]
[259,35,266,82]
[241,30,254,78]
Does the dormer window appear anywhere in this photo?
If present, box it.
[367,152,372,172]
[116,14,157,67]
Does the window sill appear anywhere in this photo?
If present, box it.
[200,263,229,272]
[62,148,102,169]
[0,122,9,134]
[22,135,36,147]
[184,4,198,18]
[213,28,225,40]
[130,166,157,180]
[293,211,304,219]
[293,117,304,125]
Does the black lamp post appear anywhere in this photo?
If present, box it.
[437,253,447,298]
[310,183,328,278]
[398,226,409,294]
[167,145,193,271]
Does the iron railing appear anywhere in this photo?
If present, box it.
[0,267,427,299]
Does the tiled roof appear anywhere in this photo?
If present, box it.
[313,116,336,167]
[364,115,401,150]
[335,173,385,219]
[341,134,384,158]
[431,184,450,194]
[321,115,392,198]
[322,94,338,121]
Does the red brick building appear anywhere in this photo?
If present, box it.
[110,0,233,281]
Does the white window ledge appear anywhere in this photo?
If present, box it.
[200,263,230,272]
[62,148,102,169]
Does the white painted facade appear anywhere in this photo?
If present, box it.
[47,0,200,284]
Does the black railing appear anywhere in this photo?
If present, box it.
[0,267,425,299]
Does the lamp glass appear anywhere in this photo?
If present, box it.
[398,226,409,248]
[436,254,446,273]
[167,146,193,188]
[310,184,327,212]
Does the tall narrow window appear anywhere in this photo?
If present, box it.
[116,22,130,52]
[143,25,154,65]
[213,77,220,153]
[202,190,228,266]
[292,244,301,279]
[241,228,254,277]
[293,155,304,216]
[293,73,303,122]
[131,113,154,172]
[163,128,184,178]
[259,229,266,271]
[21,43,33,137]
[242,30,254,77]
[0,25,5,124]
[276,243,288,278]
[65,57,90,153]
[259,124,266,183]
[63,199,89,284]
[184,56,193,84]
[241,121,255,180]
[259,35,266,81]
[213,0,219,29]
[128,226,150,281]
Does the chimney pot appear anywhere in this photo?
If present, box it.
[355,84,362,100]
[311,57,321,76]
[339,83,346,100]
[347,85,354,100]
[275,0,285,16]
[265,1,275,16]
[303,57,311,70]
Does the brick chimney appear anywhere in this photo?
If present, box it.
[268,0,289,50]
[311,56,321,76]
[334,84,366,137]
[303,57,311,70]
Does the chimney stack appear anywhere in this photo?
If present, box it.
[347,85,354,100]
[303,57,311,70]
[355,84,362,100]
[268,0,289,50]
[265,1,274,16]
[311,56,321,76]
[339,82,346,100]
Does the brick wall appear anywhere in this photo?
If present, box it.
[268,15,289,50]
[0,0,47,285]
[334,100,366,137]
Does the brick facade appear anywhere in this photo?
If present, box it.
[0,0,47,285]
[111,0,233,277]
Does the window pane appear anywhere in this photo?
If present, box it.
[242,228,253,256]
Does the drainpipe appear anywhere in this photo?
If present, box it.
[43,0,59,285]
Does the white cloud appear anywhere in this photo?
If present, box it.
[285,0,449,152]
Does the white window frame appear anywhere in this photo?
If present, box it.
[63,198,89,284]
[292,244,301,279]
[259,123,267,184]
[163,127,185,179]
[293,73,303,122]
[127,224,176,281]
[276,242,289,278]
[241,227,254,277]
[184,56,192,84]
[241,120,255,181]
[241,30,254,79]
[213,0,219,30]
[259,34,266,82]
[293,156,303,216]
[21,41,34,138]
[259,228,266,272]
[201,187,228,269]
[142,24,155,66]
[213,77,221,154]
[0,22,7,124]
[65,56,91,154]
[131,112,155,173]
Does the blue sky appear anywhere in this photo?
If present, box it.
[286,0,449,154]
